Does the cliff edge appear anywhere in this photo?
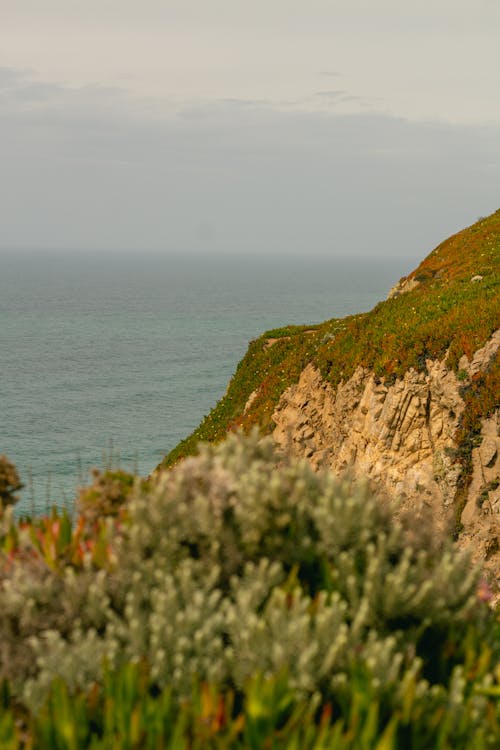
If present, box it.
[160,210,500,592]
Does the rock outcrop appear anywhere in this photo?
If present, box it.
[460,411,500,578]
[273,330,500,590]
[387,275,421,299]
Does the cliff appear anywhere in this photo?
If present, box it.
[160,210,500,592]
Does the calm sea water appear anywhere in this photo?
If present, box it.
[1,250,413,513]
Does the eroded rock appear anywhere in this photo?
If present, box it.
[272,329,500,594]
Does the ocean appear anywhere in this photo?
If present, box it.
[0,250,414,514]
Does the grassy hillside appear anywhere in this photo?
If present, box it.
[161,210,500,469]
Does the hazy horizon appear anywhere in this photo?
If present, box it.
[1,2,499,258]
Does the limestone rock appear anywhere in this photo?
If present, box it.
[460,412,500,592]
[466,328,500,377]
[272,329,500,592]
[244,389,259,413]
[386,276,421,299]
[273,361,462,528]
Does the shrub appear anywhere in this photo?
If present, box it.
[76,468,140,529]
[0,433,498,745]
[0,456,22,511]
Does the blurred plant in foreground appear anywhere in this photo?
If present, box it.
[0,432,498,747]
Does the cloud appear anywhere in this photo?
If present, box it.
[217,98,271,108]
[0,67,498,257]
[314,90,347,98]
[0,66,30,85]
[317,71,344,78]
[0,67,149,125]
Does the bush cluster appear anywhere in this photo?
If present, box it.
[0,433,499,747]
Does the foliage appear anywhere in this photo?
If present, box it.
[0,432,498,750]
[160,209,500,469]
[0,655,499,749]
[76,469,145,530]
[0,497,118,687]
[164,324,321,466]
[0,456,22,511]
[1,507,117,573]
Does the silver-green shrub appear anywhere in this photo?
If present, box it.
[0,431,495,725]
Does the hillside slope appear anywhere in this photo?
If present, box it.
[160,210,500,589]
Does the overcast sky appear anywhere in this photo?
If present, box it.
[1,0,499,256]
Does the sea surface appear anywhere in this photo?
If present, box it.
[0,250,415,514]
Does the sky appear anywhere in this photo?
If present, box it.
[1,0,499,257]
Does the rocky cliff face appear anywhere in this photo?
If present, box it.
[273,331,500,591]
[161,209,500,598]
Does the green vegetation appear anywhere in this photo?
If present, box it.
[0,456,23,510]
[76,468,150,530]
[1,656,500,749]
[164,324,322,466]
[1,433,499,747]
[160,209,500,469]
